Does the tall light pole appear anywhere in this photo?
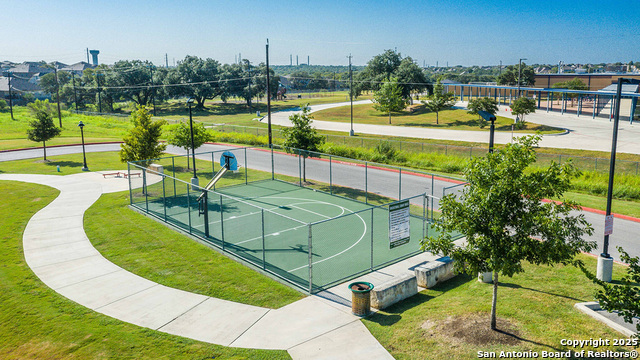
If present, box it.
[187,98,198,188]
[517,58,527,97]
[77,121,89,171]
[348,54,354,136]
[598,78,630,282]
[478,111,496,153]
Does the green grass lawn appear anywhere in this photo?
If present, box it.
[363,254,632,360]
[312,103,563,133]
[0,180,291,360]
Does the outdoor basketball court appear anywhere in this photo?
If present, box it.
[129,146,456,293]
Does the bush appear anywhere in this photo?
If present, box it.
[374,141,398,161]
[0,99,6,111]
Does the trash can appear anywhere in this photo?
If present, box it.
[349,281,374,316]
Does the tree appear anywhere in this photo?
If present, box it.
[120,105,167,165]
[354,50,402,97]
[552,78,588,106]
[395,57,429,102]
[510,97,536,127]
[26,100,61,160]
[372,79,408,124]
[581,247,640,337]
[496,63,535,86]
[281,105,324,182]
[107,60,158,106]
[165,121,212,169]
[422,79,456,124]
[421,135,594,330]
[467,97,499,128]
[167,55,222,109]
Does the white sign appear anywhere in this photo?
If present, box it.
[604,215,614,236]
[389,200,411,249]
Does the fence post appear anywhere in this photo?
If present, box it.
[262,209,266,270]
[212,152,215,177]
[143,168,148,212]
[370,209,374,271]
[244,148,248,184]
[308,224,313,294]
[423,193,427,239]
[172,157,177,197]
[365,162,368,204]
[398,168,402,199]
[162,175,167,221]
[220,196,225,251]
[330,155,333,195]
[445,145,448,155]
[271,146,275,180]
[127,163,133,205]
[595,158,597,170]
[187,184,192,234]
[298,149,302,186]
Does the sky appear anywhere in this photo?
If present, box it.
[4,0,639,67]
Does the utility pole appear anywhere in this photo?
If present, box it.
[149,65,156,116]
[499,60,502,76]
[54,67,62,126]
[266,39,272,147]
[7,71,14,120]
[165,53,169,68]
[348,54,354,136]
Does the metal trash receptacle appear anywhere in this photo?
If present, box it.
[349,281,374,316]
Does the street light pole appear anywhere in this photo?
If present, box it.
[78,121,88,171]
[517,58,527,98]
[478,111,496,153]
[597,77,630,282]
[266,39,272,147]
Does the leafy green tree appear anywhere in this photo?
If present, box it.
[497,63,535,86]
[354,50,402,96]
[373,79,408,124]
[395,57,429,101]
[421,135,595,330]
[167,55,222,109]
[422,79,456,124]
[165,121,212,169]
[0,99,7,111]
[510,97,536,127]
[467,97,499,128]
[581,247,640,337]
[120,106,167,165]
[281,105,324,181]
[107,60,158,106]
[552,78,588,106]
[26,100,62,160]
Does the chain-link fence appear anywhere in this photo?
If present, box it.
[128,146,462,293]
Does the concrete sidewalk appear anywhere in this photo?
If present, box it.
[1,172,404,360]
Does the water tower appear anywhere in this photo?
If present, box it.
[89,50,100,65]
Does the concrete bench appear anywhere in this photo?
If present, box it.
[414,257,456,289]
[370,273,418,310]
[148,164,164,174]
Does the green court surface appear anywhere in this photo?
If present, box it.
[133,179,438,292]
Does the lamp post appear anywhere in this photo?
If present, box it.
[348,54,354,136]
[77,121,89,171]
[597,77,630,282]
[517,58,527,98]
[187,98,198,189]
[478,111,496,153]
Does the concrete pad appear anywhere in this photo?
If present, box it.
[24,240,100,268]
[97,285,208,330]
[23,227,88,250]
[231,297,357,350]
[159,297,270,346]
[55,270,157,309]
[31,255,122,289]
[575,302,637,337]
[288,321,394,360]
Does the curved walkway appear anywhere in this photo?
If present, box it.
[0,172,393,360]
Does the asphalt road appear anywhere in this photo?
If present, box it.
[1,143,636,260]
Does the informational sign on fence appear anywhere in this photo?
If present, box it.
[604,215,614,236]
[389,200,411,249]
